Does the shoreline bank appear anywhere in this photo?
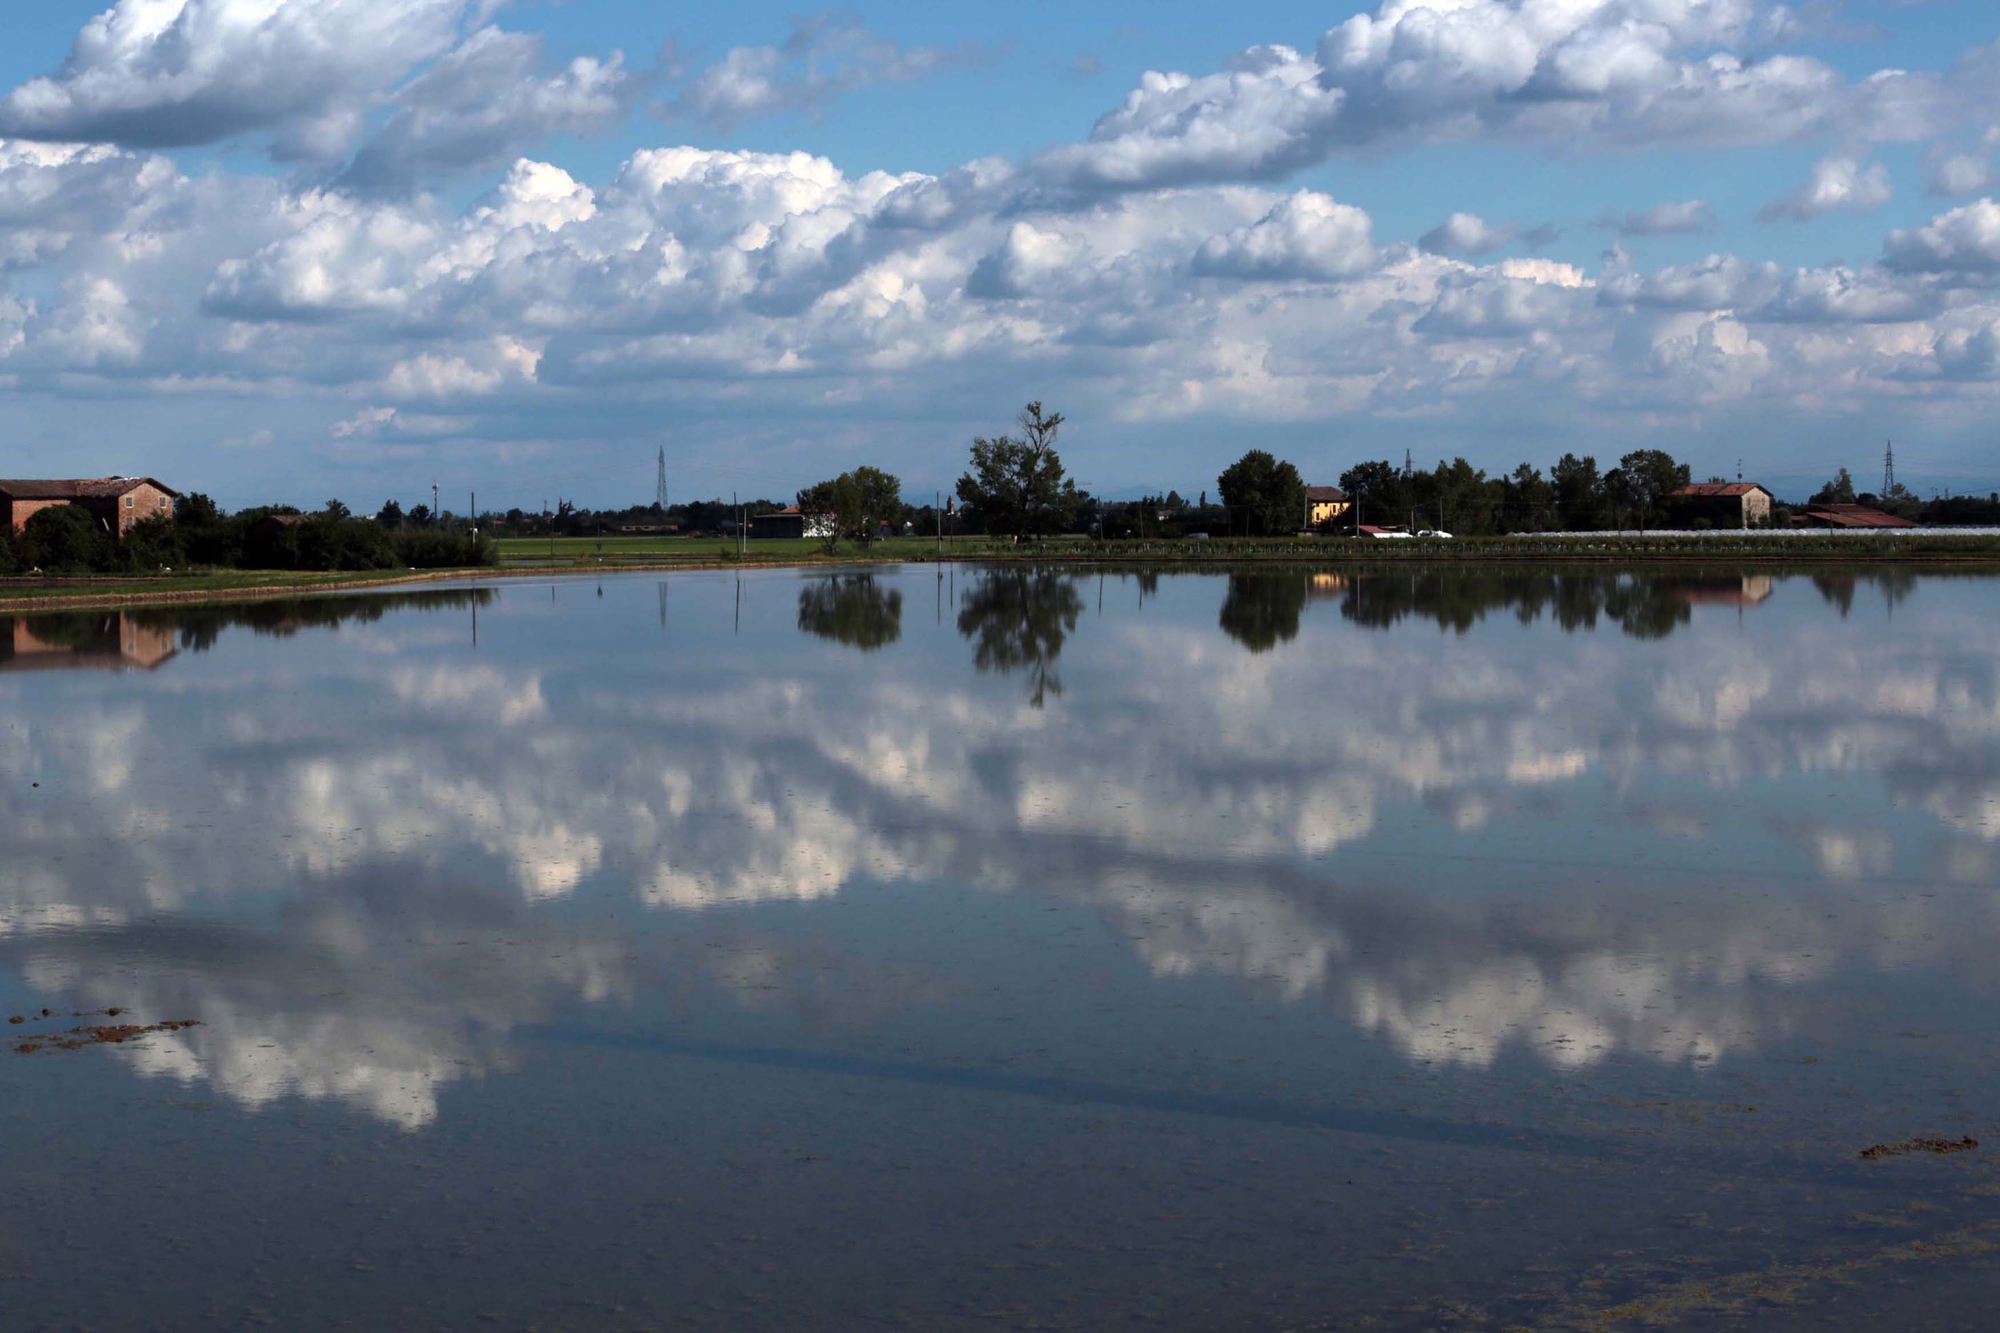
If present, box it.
[5,541,2000,613]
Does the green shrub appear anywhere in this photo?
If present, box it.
[19,505,114,573]
[390,529,497,568]
[116,513,187,571]
[291,517,397,571]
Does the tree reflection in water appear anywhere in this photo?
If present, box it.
[1813,570,1916,618]
[146,589,496,653]
[1197,566,1944,650]
[1217,574,1310,652]
[956,570,1083,706]
[1323,568,1814,640]
[796,574,904,651]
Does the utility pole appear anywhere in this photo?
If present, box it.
[936,491,942,554]
[469,490,475,535]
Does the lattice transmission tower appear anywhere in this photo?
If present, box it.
[656,447,668,511]
[1882,440,1895,497]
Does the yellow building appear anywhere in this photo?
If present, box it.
[1306,486,1350,529]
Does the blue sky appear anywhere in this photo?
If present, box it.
[0,1,1997,509]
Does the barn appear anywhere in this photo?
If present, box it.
[0,477,180,538]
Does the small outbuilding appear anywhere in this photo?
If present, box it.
[248,512,312,541]
[748,505,836,540]
[1793,504,1918,529]
[1669,482,1774,529]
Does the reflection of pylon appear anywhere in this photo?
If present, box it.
[1883,440,1895,496]
[656,447,668,510]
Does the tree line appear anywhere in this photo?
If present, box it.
[0,494,496,575]
[791,404,1713,545]
[798,403,2000,544]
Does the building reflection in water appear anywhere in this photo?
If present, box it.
[1,612,178,672]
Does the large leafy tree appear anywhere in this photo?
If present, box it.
[1615,449,1692,532]
[1550,453,1607,530]
[798,466,905,553]
[1810,468,1857,506]
[176,492,222,527]
[845,467,904,545]
[1337,460,1407,529]
[955,402,1079,538]
[1504,463,1555,531]
[1217,449,1307,536]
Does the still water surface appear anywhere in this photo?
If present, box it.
[2,566,1998,1328]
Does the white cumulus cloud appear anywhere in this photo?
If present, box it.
[1420,212,1514,257]
[1759,154,1894,222]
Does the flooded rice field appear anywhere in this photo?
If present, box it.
[3,564,1999,1329]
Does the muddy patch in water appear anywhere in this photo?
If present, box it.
[1859,1137,1981,1162]
[9,1016,199,1055]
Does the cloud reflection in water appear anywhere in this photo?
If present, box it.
[0,568,1994,1125]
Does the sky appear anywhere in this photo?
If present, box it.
[0,1,1997,510]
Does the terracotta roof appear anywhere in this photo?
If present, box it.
[1798,505,1918,529]
[1305,486,1347,502]
[0,477,180,500]
[1672,482,1768,498]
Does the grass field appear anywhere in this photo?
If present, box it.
[490,534,1025,563]
[493,530,2000,567]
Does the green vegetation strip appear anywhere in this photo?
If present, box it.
[497,532,2000,566]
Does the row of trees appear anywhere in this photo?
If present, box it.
[799,404,1716,544]
[823,401,2000,541]
[1332,450,1698,535]
[793,568,1809,711]
[793,403,1085,552]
